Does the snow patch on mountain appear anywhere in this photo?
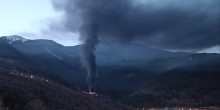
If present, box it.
[2,35,28,44]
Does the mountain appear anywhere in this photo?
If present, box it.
[0,38,24,59]
[2,36,190,66]
[96,42,189,66]
[145,53,220,73]
[1,35,220,108]
[0,38,74,86]
[3,36,192,90]
[1,35,28,44]
[0,38,135,110]
[8,38,84,87]
[0,68,134,110]
[124,70,220,108]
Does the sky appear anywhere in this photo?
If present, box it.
[0,0,219,53]
[0,0,80,46]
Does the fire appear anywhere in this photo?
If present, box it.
[89,90,92,95]
[82,90,98,96]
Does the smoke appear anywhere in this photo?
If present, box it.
[51,0,220,90]
[80,23,99,91]
[52,0,220,49]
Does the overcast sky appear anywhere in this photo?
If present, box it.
[0,0,80,46]
[0,0,219,53]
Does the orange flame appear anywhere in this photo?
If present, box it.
[89,90,92,94]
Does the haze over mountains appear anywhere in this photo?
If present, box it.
[0,35,220,109]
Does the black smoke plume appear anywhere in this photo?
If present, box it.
[51,0,220,90]
[80,23,99,92]
[52,0,220,50]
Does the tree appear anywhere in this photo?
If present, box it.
[0,97,3,107]
[24,99,48,110]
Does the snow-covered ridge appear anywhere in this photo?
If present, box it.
[2,35,28,44]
